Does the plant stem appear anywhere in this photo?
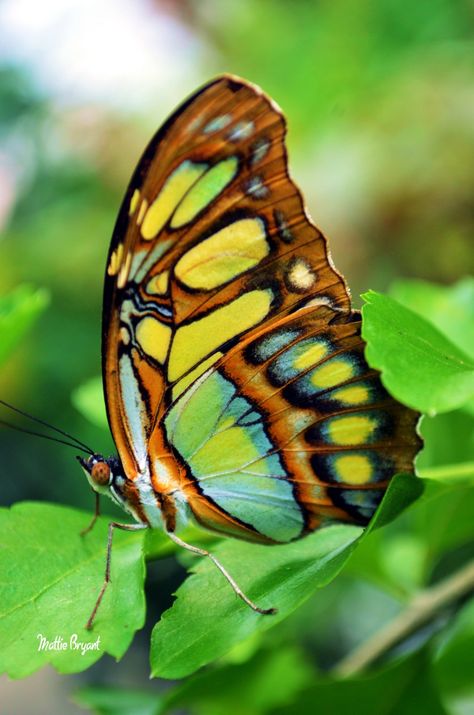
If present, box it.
[418,462,474,481]
[332,559,474,678]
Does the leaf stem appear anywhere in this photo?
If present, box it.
[418,462,474,481]
[332,558,474,678]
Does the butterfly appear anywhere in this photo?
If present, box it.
[78,75,421,628]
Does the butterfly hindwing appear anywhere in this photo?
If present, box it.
[162,304,421,542]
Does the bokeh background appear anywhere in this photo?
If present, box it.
[0,1,473,712]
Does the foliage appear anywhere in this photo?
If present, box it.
[1,1,473,710]
[72,375,108,430]
[1,277,473,715]
[0,478,418,680]
[0,503,145,678]
[0,285,49,366]
[362,289,474,414]
[432,598,474,715]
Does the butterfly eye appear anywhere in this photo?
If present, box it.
[90,461,111,486]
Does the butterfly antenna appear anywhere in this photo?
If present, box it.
[0,399,94,454]
[0,418,91,454]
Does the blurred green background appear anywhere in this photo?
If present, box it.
[0,0,473,713]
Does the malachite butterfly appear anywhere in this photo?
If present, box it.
[77,75,421,627]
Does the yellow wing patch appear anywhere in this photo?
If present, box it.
[107,243,124,276]
[168,289,273,381]
[327,414,378,446]
[147,271,170,295]
[136,316,172,364]
[141,160,208,240]
[175,218,269,290]
[137,199,148,226]
[332,385,370,406]
[171,157,238,228]
[333,454,373,485]
[117,252,133,289]
[129,189,140,216]
[293,341,329,371]
[311,359,354,390]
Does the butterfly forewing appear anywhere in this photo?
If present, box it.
[102,75,420,539]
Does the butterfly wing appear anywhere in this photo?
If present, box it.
[102,75,420,539]
[103,76,349,478]
[163,303,421,542]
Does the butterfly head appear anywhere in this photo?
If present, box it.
[77,453,143,523]
[77,453,120,494]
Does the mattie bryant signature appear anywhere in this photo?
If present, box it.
[37,633,101,656]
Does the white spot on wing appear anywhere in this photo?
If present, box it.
[251,137,270,165]
[245,176,269,199]
[228,120,254,141]
[285,258,317,293]
[203,115,231,133]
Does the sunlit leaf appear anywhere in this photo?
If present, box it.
[362,291,474,414]
[390,278,474,359]
[150,524,362,679]
[150,474,421,679]
[0,503,146,678]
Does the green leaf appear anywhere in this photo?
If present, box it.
[0,477,421,680]
[366,472,423,532]
[150,524,362,680]
[361,290,474,414]
[419,462,474,484]
[417,410,474,476]
[0,503,146,678]
[416,409,474,485]
[349,478,474,598]
[150,474,421,679]
[163,646,314,715]
[433,596,474,715]
[271,651,447,715]
[71,375,108,429]
[73,686,163,715]
[412,480,474,560]
[0,285,49,366]
[390,278,474,359]
[74,647,313,715]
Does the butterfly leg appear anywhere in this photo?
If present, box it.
[80,492,101,536]
[85,521,147,630]
[167,531,277,616]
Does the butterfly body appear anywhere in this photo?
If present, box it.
[79,75,421,624]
